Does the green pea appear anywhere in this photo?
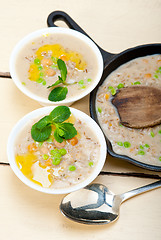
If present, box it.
[38,66,43,71]
[78,80,84,85]
[36,78,43,83]
[117,83,124,89]
[52,158,61,165]
[21,82,26,85]
[159,157,161,161]
[108,86,116,95]
[124,142,131,148]
[98,107,102,113]
[59,148,67,156]
[158,130,161,135]
[87,78,92,82]
[117,141,123,146]
[42,154,49,160]
[134,81,141,85]
[39,72,44,77]
[42,80,46,86]
[51,56,58,63]
[80,85,86,89]
[144,144,150,148]
[54,152,62,159]
[150,131,155,137]
[51,64,58,69]
[69,165,76,171]
[108,86,113,90]
[50,149,62,158]
[34,58,41,65]
[88,161,93,167]
[138,150,145,155]
[154,74,159,79]
[139,145,144,150]
[50,149,58,155]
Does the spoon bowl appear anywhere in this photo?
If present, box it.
[60,180,161,224]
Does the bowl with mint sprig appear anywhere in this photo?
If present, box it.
[10,27,103,106]
[7,106,107,194]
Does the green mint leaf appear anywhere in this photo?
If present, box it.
[47,78,63,89]
[31,123,52,142]
[54,128,64,143]
[58,122,77,140]
[57,59,67,82]
[50,106,71,123]
[48,86,68,102]
[35,116,51,130]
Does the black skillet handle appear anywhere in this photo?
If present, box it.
[47,11,114,68]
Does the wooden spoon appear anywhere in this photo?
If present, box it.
[111,86,161,128]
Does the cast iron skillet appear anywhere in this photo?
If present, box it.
[47,11,161,171]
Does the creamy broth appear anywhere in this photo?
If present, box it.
[15,115,100,189]
[15,33,98,101]
[96,54,161,166]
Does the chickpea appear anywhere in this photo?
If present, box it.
[45,68,56,77]
[54,139,66,149]
[41,58,53,67]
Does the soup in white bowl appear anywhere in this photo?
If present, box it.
[10,28,103,106]
[7,106,107,194]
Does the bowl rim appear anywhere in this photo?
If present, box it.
[7,106,107,194]
[9,27,104,106]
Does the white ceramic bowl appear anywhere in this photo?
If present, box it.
[7,106,107,194]
[10,27,103,106]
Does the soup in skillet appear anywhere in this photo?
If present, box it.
[96,54,161,166]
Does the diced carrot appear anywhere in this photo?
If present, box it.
[157,59,161,64]
[45,159,52,166]
[109,123,112,127]
[144,73,152,78]
[105,93,109,100]
[143,59,148,63]
[60,55,67,61]
[28,143,37,153]
[69,137,78,146]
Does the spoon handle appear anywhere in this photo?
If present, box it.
[119,179,161,202]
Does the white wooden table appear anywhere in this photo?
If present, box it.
[1,1,161,239]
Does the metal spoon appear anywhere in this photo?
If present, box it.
[60,180,161,225]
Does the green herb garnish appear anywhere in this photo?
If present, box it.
[31,106,77,143]
[47,59,68,102]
